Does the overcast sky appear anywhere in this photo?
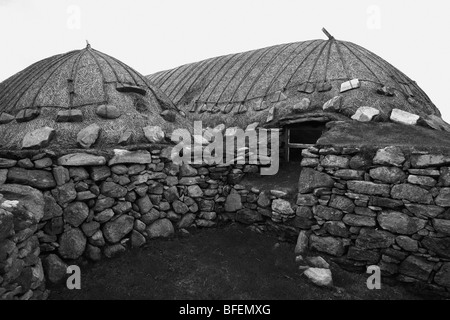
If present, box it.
[1,0,449,122]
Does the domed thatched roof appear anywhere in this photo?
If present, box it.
[0,44,191,150]
[147,30,449,131]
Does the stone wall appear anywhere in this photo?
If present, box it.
[297,145,450,293]
[1,143,450,299]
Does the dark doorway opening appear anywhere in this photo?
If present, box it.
[284,121,327,162]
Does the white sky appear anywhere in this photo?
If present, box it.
[1,0,449,122]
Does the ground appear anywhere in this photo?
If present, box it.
[48,224,434,300]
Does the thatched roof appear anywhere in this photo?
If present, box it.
[147,30,449,131]
[0,44,191,150]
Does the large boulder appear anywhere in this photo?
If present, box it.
[391,184,433,204]
[103,215,134,243]
[146,219,174,238]
[0,184,45,223]
[373,146,405,167]
[58,228,87,260]
[77,124,101,148]
[225,192,242,212]
[21,127,56,149]
[108,150,152,166]
[7,167,56,189]
[57,153,106,166]
[298,168,334,194]
[63,202,89,227]
[309,235,345,256]
[378,211,426,235]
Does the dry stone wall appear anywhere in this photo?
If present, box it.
[297,145,450,293]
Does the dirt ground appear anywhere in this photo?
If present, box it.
[49,223,434,300]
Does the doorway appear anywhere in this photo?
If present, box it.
[284,121,327,162]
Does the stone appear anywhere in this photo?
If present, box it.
[118,130,134,146]
[373,146,405,167]
[0,112,14,124]
[108,150,152,166]
[391,184,433,204]
[52,166,70,186]
[351,106,380,122]
[94,208,115,223]
[164,186,179,203]
[270,190,288,198]
[81,221,100,237]
[378,211,426,235]
[0,169,8,185]
[322,96,342,111]
[295,230,309,255]
[347,247,380,264]
[405,204,445,219]
[42,193,63,221]
[356,228,395,249]
[296,194,317,206]
[143,126,165,143]
[390,109,420,125]
[178,213,196,229]
[96,104,121,119]
[346,181,390,197]
[131,230,146,248]
[293,98,311,113]
[63,202,89,227]
[314,205,343,221]
[146,219,174,238]
[0,158,17,168]
[396,236,419,252]
[85,244,102,261]
[160,110,177,122]
[57,153,106,166]
[329,195,355,213]
[435,188,450,207]
[225,193,242,212]
[103,215,134,243]
[178,177,201,185]
[433,219,450,236]
[369,197,403,209]
[93,197,115,212]
[304,268,333,287]
[0,209,13,241]
[179,164,198,177]
[34,157,53,169]
[321,155,349,169]
[266,106,275,122]
[100,181,127,198]
[0,184,45,223]
[42,254,67,283]
[77,124,101,148]
[137,195,153,214]
[90,166,111,182]
[104,244,126,258]
[187,185,203,198]
[272,199,294,215]
[340,79,360,93]
[236,209,262,224]
[77,191,96,201]
[51,182,77,206]
[422,237,450,259]
[7,167,56,189]
[440,167,450,187]
[306,256,330,269]
[257,192,271,208]
[343,214,376,227]
[411,154,450,168]
[407,175,436,187]
[56,109,83,122]
[141,208,160,224]
[21,127,55,149]
[309,235,345,256]
[58,228,86,260]
[298,168,334,194]
[324,221,350,238]
[172,200,189,215]
[334,169,364,180]
[434,263,450,288]
[369,167,406,184]
[399,255,434,281]
[300,158,319,167]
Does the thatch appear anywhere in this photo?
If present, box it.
[147,33,447,130]
[0,44,192,150]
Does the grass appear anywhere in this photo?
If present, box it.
[48,223,432,300]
